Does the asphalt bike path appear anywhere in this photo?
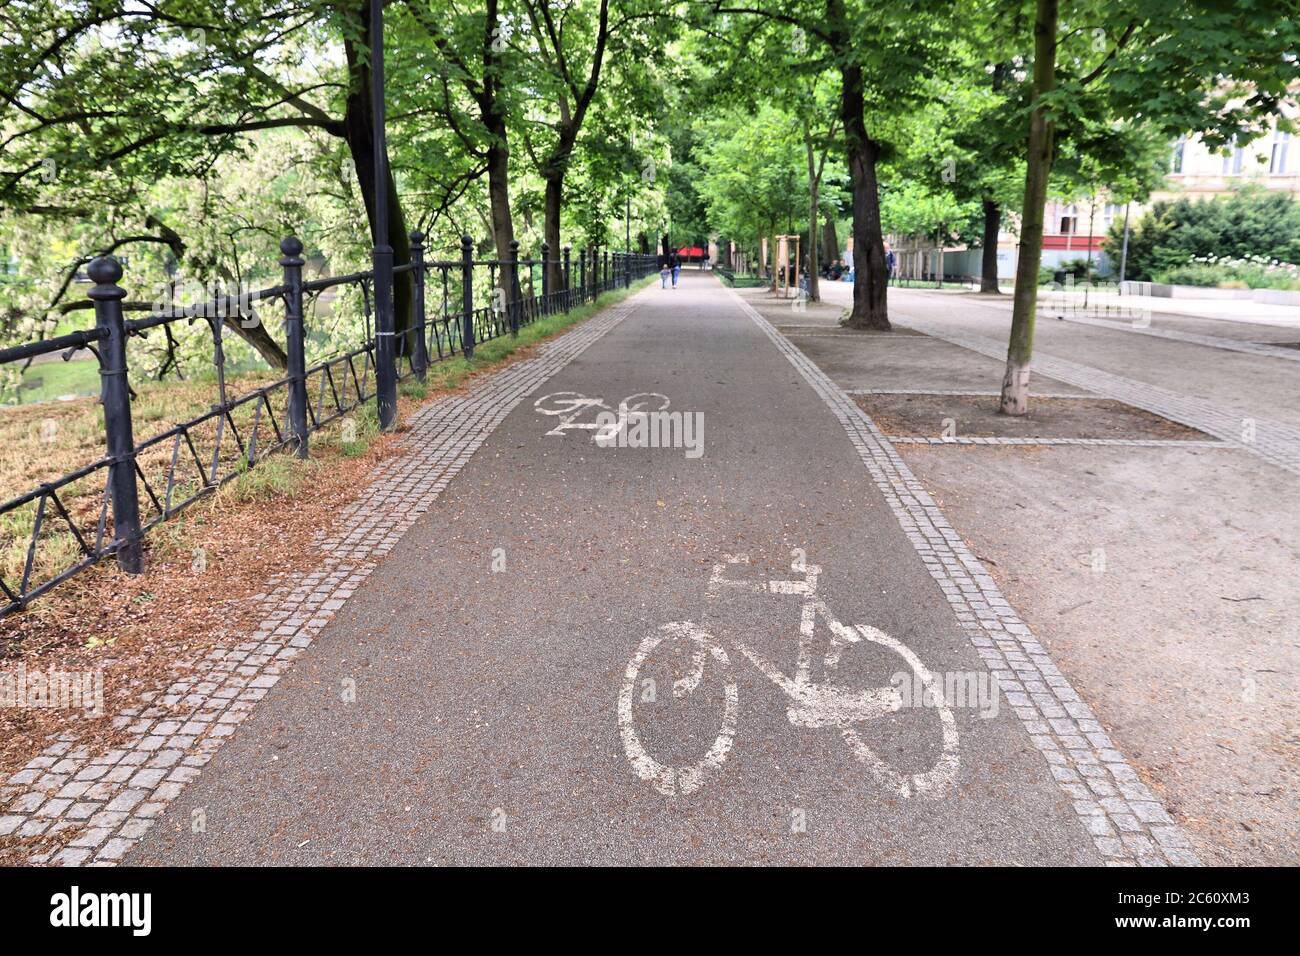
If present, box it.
[130,272,1101,865]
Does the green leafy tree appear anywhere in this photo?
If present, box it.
[0,1,429,360]
[403,0,528,269]
[697,0,963,329]
[997,0,1300,414]
[695,106,805,274]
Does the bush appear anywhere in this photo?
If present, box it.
[1152,255,1300,290]
[1038,258,1102,286]
[1103,185,1300,282]
[1151,262,1225,287]
[1059,257,1099,280]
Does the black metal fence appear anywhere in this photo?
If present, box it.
[0,235,658,617]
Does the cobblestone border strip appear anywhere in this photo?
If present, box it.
[844,388,1088,398]
[727,288,1200,867]
[894,314,1300,476]
[886,436,1229,447]
[779,331,954,340]
[1056,312,1300,364]
[0,291,649,866]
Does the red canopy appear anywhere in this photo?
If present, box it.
[676,246,706,257]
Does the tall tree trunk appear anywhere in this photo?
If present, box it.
[543,173,563,293]
[769,227,777,290]
[526,0,609,298]
[980,198,1002,293]
[343,15,413,350]
[823,219,838,267]
[831,53,889,327]
[479,0,515,296]
[537,137,572,297]
[980,62,1008,297]
[826,0,887,326]
[1000,0,1058,415]
[803,118,822,302]
[485,129,515,272]
[807,187,821,302]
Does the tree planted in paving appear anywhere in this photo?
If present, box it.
[997,0,1300,415]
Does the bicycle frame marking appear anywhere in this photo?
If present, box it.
[618,552,960,797]
[533,391,670,441]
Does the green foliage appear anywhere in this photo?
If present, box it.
[695,107,807,246]
[1,0,1297,350]
[336,403,380,459]
[0,0,677,374]
[1059,257,1092,278]
[1104,187,1300,282]
[9,357,99,405]
[879,181,978,242]
[398,379,428,400]
[1153,255,1300,291]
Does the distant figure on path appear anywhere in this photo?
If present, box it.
[660,254,671,289]
[671,252,681,288]
[885,243,896,281]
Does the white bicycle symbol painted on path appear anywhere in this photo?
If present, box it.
[618,552,960,798]
[533,391,670,440]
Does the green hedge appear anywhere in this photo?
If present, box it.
[1152,255,1300,290]
[1103,185,1300,282]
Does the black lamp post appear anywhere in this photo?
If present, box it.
[371,0,397,430]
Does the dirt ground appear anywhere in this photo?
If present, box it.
[853,393,1210,441]
[0,410,405,795]
[900,442,1299,865]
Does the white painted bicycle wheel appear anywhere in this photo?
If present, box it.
[837,625,960,798]
[532,390,590,416]
[620,392,671,414]
[618,622,738,796]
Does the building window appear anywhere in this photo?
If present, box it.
[1222,140,1244,175]
[1271,129,1291,174]
[1060,204,1076,234]
[1170,136,1186,174]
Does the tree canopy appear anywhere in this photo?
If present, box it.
[2,0,1297,400]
